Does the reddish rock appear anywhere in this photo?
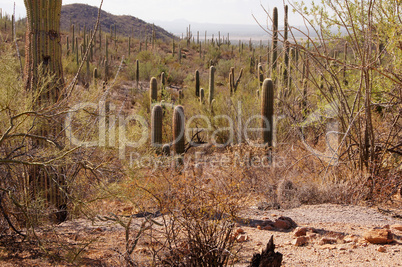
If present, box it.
[293,236,309,246]
[391,224,402,231]
[363,229,393,244]
[274,216,297,230]
[294,227,308,237]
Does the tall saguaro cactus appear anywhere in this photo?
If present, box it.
[172,105,185,156]
[151,105,163,152]
[195,69,200,97]
[261,79,274,147]
[24,0,66,221]
[149,77,158,108]
[209,66,215,105]
[24,0,64,94]
[271,7,278,77]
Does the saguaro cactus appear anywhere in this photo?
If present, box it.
[151,105,163,152]
[261,79,274,147]
[24,0,64,93]
[209,66,215,104]
[195,69,200,97]
[271,7,278,77]
[150,77,158,108]
[24,0,66,220]
[200,88,205,103]
[172,105,185,155]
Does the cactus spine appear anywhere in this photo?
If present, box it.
[151,105,163,152]
[150,77,158,108]
[209,66,215,105]
[261,79,274,147]
[195,69,200,97]
[172,105,185,155]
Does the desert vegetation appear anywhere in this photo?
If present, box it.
[0,0,400,265]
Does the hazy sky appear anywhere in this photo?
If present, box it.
[0,0,306,26]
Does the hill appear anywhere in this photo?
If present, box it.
[61,3,176,41]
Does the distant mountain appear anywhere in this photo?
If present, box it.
[61,4,176,41]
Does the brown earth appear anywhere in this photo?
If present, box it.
[1,203,401,266]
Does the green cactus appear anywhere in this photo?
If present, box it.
[136,59,139,89]
[93,68,98,87]
[258,63,264,87]
[172,105,185,155]
[261,79,274,147]
[72,24,75,52]
[209,66,215,105]
[150,77,158,108]
[200,88,205,103]
[283,5,289,88]
[271,7,278,77]
[151,105,163,152]
[229,69,234,95]
[24,0,64,92]
[195,70,200,97]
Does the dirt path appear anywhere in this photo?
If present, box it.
[234,204,402,266]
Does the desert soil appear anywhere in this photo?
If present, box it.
[1,203,401,266]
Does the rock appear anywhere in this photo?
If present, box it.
[294,227,308,237]
[293,236,309,246]
[274,216,297,230]
[344,235,359,243]
[319,237,337,245]
[249,236,282,267]
[378,246,386,253]
[236,228,245,234]
[363,229,393,244]
[391,224,402,231]
[264,225,274,230]
[237,234,249,243]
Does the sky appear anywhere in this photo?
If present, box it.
[0,0,306,26]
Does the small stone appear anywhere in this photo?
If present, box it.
[391,224,402,231]
[344,235,359,243]
[294,227,308,237]
[319,237,337,245]
[363,229,393,244]
[257,225,262,230]
[236,228,245,234]
[378,246,386,253]
[293,236,309,246]
[321,244,337,250]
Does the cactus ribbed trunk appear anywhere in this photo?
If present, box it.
[195,69,200,97]
[149,77,158,108]
[24,0,64,94]
[151,105,163,152]
[24,0,67,220]
[172,105,185,155]
[261,79,274,147]
[271,7,278,77]
[209,66,215,105]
